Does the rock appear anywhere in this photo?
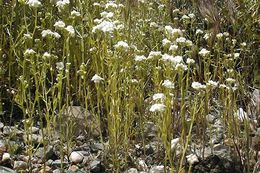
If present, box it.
[23,133,43,145]
[3,126,12,135]
[39,166,53,173]
[35,146,57,160]
[31,126,40,133]
[127,168,138,173]
[0,122,4,129]
[1,152,10,162]
[67,165,79,172]
[144,121,158,139]
[69,151,84,164]
[52,159,69,169]
[13,161,27,171]
[53,169,61,173]
[186,154,199,165]
[90,160,105,173]
[192,155,242,173]
[137,159,148,172]
[171,138,180,151]
[149,165,164,173]
[0,166,16,173]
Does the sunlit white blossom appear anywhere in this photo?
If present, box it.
[65,25,75,37]
[188,13,195,18]
[234,53,240,58]
[91,74,104,83]
[192,82,206,90]
[92,20,115,33]
[186,58,195,64]
[206,80,218,88]
[56,62,64,70]
[135,55,146,61]
[71,10,81,17]
[169,44,178,51]
[114,41,129,50]
[150,22,158,28]
[41,29,60,38]
[56,0,69,9]
[149,104,166,112]
[100,11,114,18]
[162,80,175,89]
[203,33,210,40]
[176,37,186,43]
[54,21,65,29]
[195,29,203,35]
[165,26,182,37]
[216,33,223,39]
[105,1,118,9]
[175,63,187,71]
[152,93,165,101]
[161,54,174,62]
[162,38,171,47]
[24,49,36,56]
[181,15,190,20]
[198,48,210,56]
[226,78,236,83]
[147,51,162,59]
[27,0,41,7]
[223,32,230,37]
[43,52,51,59]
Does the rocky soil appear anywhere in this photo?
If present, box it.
[0,89,259,173]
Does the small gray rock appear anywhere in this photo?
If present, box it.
[149,165,164,173]
[13,161,27,171]
[0,166,16,173]
[127,168,138,173]
[90,160,105,173]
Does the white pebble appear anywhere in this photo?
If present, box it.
[69,151,84,164]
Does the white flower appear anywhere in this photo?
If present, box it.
[165,26,182,37]
[2,153,10,162]
[226,78,236,83]
[188,13,195,18]
[191,82,206,90]
[176,37,186,43]
[169,44,178,51]
[152,93,165,101]
[27,0,41,7]
[172,55,183,64]
[234,53,240,58]
[149,104,166,112]
[186,154,199,165]
[175,63,187,71]
[54,21,66,29]
[162,54,174,62]
[24,49,36,56]
[91,74,104,83]
[135,55,146,61]
[147,51,162,59]
[216,33,223,39]
[162,38,171,47]
[206,80,218,88]
[162,80,175,89]
[53,32,61,38]
[240,42,246,47]
[105,1,118,9]
[203,33,210,40]
[114,41,129,50]
[186,58,195,64]
[92,20,115,33]
[198,48,210,56]
[43,52,51,58]
[41,29,54,37]
[150,22,158,28]
[185,40,193,46]
[56,0,69,9]
[56,62,64,70]
[65,25,75,37]
[181,15,190,20]
[100,11,114,18]
[93,2,101,7]
[171,138,180,150]
[195,29,203,35]
[71,10,81,17]
[219,84,228,89]
[223,32,230,37]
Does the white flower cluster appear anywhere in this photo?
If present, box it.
[198,48,210,56]
[91,74,104,83]
[152,93,165,101]
[165,25,182,39]
[206,80,218,88]
[54,21,65,29]
[65,25,75,37]
[24,49,36,56]
[41,29,61,39]
[147,51,162,59]
[56,0,70,9]
[27,0,41,8]
[191,82,206,90]
[92,20,116,33]
[134,55,146,62]
[114,41,129,50]
[149,103,166,112]
[162,80,175,89]
[161,54,187,71]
